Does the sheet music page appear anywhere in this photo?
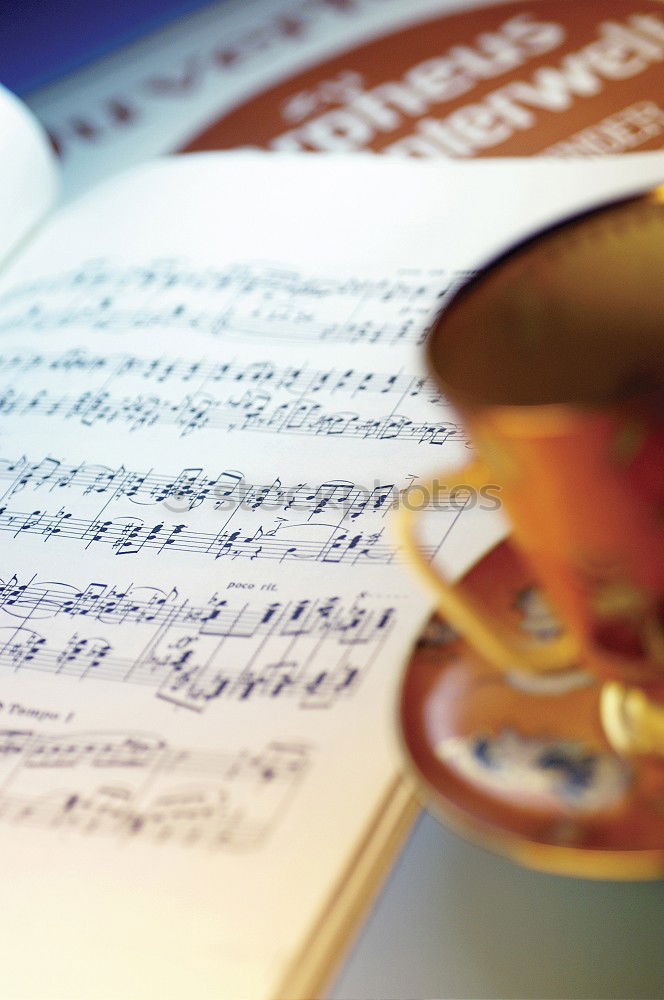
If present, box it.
[0,151,663,999]
[0,84,58,262]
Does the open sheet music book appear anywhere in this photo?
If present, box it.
[2,83,664,999]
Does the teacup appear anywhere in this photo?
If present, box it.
[399,185,664,755]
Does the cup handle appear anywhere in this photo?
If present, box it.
[601,682,664,755]
[396,461,579,674]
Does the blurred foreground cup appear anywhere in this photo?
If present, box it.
[399,186,664,759]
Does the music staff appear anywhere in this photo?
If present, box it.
[0,729,308,849]
[0,627,369,705]
[0,258,451,347]
[0,384,461,442]
[0,586,397,710]
[0,347,444,405]
[0,577,395,637]
[0,499,455,565]
[0,455,463,520]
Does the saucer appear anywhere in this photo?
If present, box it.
[399,540,664,879]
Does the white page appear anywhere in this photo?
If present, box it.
[0,151,662,999]
[0,84,58,259]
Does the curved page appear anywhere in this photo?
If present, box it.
[0,84,58,262]
[0,151,662,999]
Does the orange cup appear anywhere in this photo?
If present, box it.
[399,186,664,754]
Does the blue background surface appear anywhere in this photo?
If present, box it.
[1,1,216,94]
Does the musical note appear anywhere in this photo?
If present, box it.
[0,240,473,861]
[0,454,467,523]
[0,729,309,849]
[0,582,398,711]
[0,501,451,565]
[0,347,444,404]
[0,384,460,442]
[0,259,452,347]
